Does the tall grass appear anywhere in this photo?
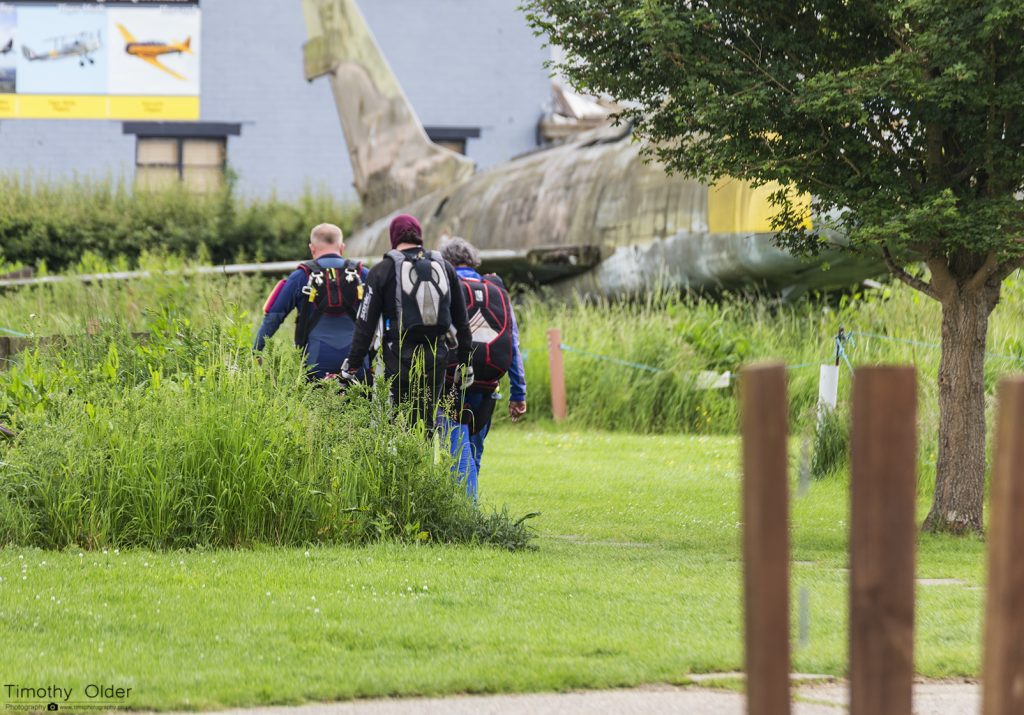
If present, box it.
[509,276,1024,492]
[5,259,1024,496]
[0,317,533,550]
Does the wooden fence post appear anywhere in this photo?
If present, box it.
[547,328,567,422]
[850,366,916,715]
[982,376,1024,715]
[740,362,790,715]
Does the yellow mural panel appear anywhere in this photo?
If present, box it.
[108,96,200,120]
[17,94,108,119]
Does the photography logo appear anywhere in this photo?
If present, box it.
[4,684,131,712]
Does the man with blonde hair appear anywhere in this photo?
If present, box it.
[253,223,369,379]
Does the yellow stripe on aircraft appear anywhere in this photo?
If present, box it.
[708,178,812,234]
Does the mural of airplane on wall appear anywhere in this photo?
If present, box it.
[116,24,192,81]
[1,38,12,55]
[22,32,101,66]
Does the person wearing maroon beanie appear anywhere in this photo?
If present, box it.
[340,214,473,433]
[388,213,423,249]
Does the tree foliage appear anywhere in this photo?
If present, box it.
[524,0,1024,291]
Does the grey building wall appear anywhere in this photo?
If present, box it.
[0,0,551,200]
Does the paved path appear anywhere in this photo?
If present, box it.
[152,680,979,715]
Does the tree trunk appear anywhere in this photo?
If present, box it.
[922,283,999,534]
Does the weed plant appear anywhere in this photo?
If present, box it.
[0,317,532,551]
[811,407,850,480]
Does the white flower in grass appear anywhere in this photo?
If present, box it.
[304,551,311,558]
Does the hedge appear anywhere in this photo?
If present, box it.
[0,175,359,272]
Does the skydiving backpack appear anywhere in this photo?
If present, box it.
[457,274,515,393]
[387,248,452,337]
[292,258,364,346]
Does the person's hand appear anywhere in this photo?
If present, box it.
[509,400,527,422]
[457,364,475,389]
[337,360,357,384]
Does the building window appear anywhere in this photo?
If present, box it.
[136,137,226,191]
[425,126,481,156]
[123,122,242,193]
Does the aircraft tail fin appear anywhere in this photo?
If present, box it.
[21,46,35,61]
[301,0,474,223]
[181,37,192,54]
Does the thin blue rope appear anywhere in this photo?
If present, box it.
[559,343,815,374]
[835,337,854,375]
[0,326,28,337]
[850,330,1024,365]
[560,343,663,373]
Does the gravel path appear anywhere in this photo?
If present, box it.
[149,680,979,715]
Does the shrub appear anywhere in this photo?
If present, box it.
[0,175,359,272]
[0,320,534,551]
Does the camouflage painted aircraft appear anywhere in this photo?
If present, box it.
[116,24,193,81]
[22,32,101,66]
[301,0,878,298]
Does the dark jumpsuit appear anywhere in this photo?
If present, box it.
[345,247,472,430]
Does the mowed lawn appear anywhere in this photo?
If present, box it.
[0,427,985,710]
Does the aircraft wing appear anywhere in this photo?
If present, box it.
[476,245,603,285]
[140,56,185,81]
[115,23,136,43]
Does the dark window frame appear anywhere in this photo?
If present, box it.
[125,122,239,185]
[424,126,481,155]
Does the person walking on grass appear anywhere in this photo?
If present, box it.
[338,214,473,432]
[440,237,527,501]
[253,223,369,379]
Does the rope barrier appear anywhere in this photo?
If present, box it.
[849,329,1024,365]
[559,343,664,374]
[0,326,29,337]
[556,342,818,377]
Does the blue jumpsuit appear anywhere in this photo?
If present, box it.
[446,266,527,502]
[253,254,369,379]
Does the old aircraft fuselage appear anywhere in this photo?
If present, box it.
[302,0,878,298]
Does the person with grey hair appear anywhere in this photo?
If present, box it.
[440,236,527,501]
[253,223,369,379]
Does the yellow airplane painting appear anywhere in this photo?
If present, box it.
[116,24,192,81]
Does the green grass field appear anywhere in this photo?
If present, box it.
[0,427,984,711]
